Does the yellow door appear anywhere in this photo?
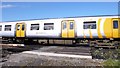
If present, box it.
[16,23,25,37]
[112,19,120,38]
[62,21,68,38]
[68,21,75,38]
[119,19,120,38]
[62,20,75,38]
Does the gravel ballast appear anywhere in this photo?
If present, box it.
[2,52,104,66]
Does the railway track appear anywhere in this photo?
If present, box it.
[0,43,119,68]
[0,43,91,62]
[0,40,119,63]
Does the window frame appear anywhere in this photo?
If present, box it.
[83,21,96,29]
[30,24,39,30]
[113,20,118,29]
[4,25,11,31]
[44,23,54,30]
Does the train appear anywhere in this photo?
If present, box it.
[0,15,120,46]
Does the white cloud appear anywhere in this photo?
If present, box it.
[0,5,15,8]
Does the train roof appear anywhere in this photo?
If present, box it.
[1,15,120,23]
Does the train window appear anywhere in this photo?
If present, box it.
[44,23,54,30]
[84,24,90,29]
[5,25,11,31]
[0,25,2,31]
[31,24,39,30]
[17,25,20,30]
[91,24,96,29]
[63,22,66,29]
[70,22,74,29]
[113,20,118,29]
[83,21,96,29]
[22,25,24,30]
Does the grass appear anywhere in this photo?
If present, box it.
[103,58,120,68]
[102,47,120,68]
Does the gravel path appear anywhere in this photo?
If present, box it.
[2,53,104,66]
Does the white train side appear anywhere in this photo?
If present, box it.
[0,15,120,44]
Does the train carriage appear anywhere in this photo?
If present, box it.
[0,15,120,46]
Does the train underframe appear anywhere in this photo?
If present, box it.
[1,37,120,48]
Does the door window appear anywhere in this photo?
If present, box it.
[22,25,24,30]
[70,22,74,29]
[17,25,20,30]
[63,22,66,29]
[113,20,118,29]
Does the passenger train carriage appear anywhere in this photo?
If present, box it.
[0,15,120,46]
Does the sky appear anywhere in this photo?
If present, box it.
[1,2,119,22]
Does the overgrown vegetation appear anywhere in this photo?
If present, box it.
[103,58,120,68]
[91,47,120,59]
[91,47,120,67]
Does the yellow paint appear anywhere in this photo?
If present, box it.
[112,18,119,38]
[61,20,75,38]
[16,24,20,37]
[103,18,112,38]
[118,18,120,38]
[21,24,25,37]
[97,18,103,38]
[68,20,75,38]
[16,23,25,37]
[113,29,118,38]
[89,29,92,38]
[62,21,67,38]
[83,31,86,38]
[61,30,67,38]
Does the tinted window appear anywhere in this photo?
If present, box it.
[63,22,66,29]
[22,25,24,30]
[0,25,2,31]
[83,21,96,29]
[84,24,90,29]
[5,25,11,31]
[44,23,54,30]
[17,25,20,30]
[70,22,74,29]
[31,24,39,30]
[91,24,96,29]
[113,20,118,29]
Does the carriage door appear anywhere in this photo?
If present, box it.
[62,20,75,38]
[112,19,120,38]
[16,23,25,37]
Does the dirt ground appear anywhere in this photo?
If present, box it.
[2,53,104,67]
[0,44,105,67]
